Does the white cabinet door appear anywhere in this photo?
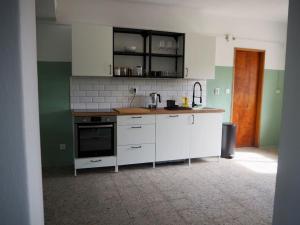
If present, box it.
[72,23,113,76]
[190,113,223,158]
[185,34,216,79]
[156,114,190,161]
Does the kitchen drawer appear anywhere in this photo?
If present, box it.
[75,156,116,169]
[117,124,155,145]
[118,144,155,165]
[117,115,155,125]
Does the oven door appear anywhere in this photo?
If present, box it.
[77,123,115,158]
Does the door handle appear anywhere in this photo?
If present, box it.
[90,159,102,163]
[131,116,142,119]
[192,114,195,124]
[78,124,113,129]
[185,68,189,77]
[169,115,179,118]
[109,64,112,75]
[130,146,142,149]
[131,126,142,129]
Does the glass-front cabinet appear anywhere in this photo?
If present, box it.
[113,27,185,78]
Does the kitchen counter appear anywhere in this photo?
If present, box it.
[114,107,225,115]
[72,107,225,117]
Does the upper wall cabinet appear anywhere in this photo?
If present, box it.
[185,34,216,79]
[72,23,113,76]
[113,28,185,78]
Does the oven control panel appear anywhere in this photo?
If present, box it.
[74,116,117,124]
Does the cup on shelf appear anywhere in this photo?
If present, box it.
[120,67,127,76]
[159,40,165,49]
[114,67,121,76]
[136,66,143,76]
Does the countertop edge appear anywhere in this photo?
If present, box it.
[72,108,225,116]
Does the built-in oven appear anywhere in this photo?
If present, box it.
[74,116,116,158]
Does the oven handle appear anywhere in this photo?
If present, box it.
[78,124,113,129]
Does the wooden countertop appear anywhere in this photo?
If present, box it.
[72,107,225,117]
[114,107,225,115]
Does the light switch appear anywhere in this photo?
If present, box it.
[214,88,220,96]
[225,88,231,95]
[275,89,281,94]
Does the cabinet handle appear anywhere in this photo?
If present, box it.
[90,159,102,163]
[131,146,142,149]
[109,64,112,75]
[131,116,142,119]
[192,114,195,124]
[131,126,142,129]
[185,68,189,77]
[169,115,179,118]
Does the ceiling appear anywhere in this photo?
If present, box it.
[36,0,289,23]
[111,0,289,22]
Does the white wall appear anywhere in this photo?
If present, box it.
[216,37,286,70]
[273,1,300,224]
[0,0,44,224]
[38,0,287,69]
[37,22,71,62]
[20,1,44,224]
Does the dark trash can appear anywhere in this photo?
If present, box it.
[221,123,236,159]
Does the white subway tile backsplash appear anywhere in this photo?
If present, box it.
[93,97,105,103]
[104,97,117,102]
[111,91,123,96]
[70,77,206,110]
[86,91,98,97]
[79,97,93,103]
[98,103,111,109]
[86,103,99,108]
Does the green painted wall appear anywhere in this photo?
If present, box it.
[207,66,284,148]
[207,66,233,122]
[260,70,284,147]
[38,62,73,167]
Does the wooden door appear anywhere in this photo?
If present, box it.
[232,49,264,147]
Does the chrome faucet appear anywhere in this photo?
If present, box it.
[192,82,202,107]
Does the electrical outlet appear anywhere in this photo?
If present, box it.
[129,87,137,95]
[275,89,281,94]
[214,88,220,96]
[59,144,66,151]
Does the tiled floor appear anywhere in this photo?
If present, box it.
[43,148,277,225]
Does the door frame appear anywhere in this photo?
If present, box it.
[231,48,265,147]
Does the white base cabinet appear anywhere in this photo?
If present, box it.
[117,115,156,166]
[156,114,190,161]
[116,113,223,168]
[190,113,223,158]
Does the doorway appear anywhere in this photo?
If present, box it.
[232,48,265,147]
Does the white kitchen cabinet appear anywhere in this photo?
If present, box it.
[118,144,155,166]
[117,115,155,126]
[185,34,216,79]
[190,113,223,158]
[72,23,113,76]
[117,115,156,167]
[117,124,155,145]
[156,114,190,161]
